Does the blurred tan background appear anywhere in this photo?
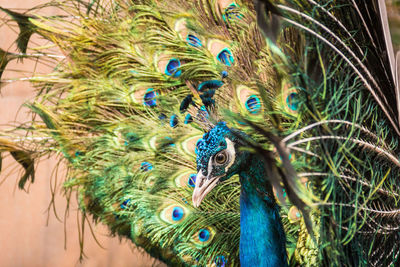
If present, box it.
[0,1,165,266]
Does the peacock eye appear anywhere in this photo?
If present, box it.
[214,151,228,165]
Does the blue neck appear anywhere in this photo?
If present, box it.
[239,155,287,267]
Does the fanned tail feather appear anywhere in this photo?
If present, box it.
[1,0,400,266]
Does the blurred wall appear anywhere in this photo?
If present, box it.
[0,1,165,266]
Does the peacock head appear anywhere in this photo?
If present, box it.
[192,122,249,207]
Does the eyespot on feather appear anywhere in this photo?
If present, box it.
[286,92,299,111]
[236,85,262,115]
[214,255,228,267]
[140,162,153,172]
[143,88,159,107]
[221,2,241,22]
[131,162,154,178]
[192,227,215,247]
[288,206,302,223]
[207,39,234,66]
[180,135,204,156]
[165,58,182,77]
[155,53,182,78]
[175,171,197,188]
[174,19,204,48]
[160,204,189,224]
[217,48,234,66]
[120,199,132,209]
[245,95,261,114]
[187,173,196,188]
[130,86,158,106]
[123,132,140,147]
[281,82,299,114]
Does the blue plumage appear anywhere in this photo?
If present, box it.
[120,199,131,209]
[180,94,193,113]
[222,3,242,21]
[169,115,178,127]
[217,48,234,66]
[188,174,196,187]
[239,156,287,267]
[198,229,211,242]
[214,255,227,267]
[143,88,158,107]
[172,206,184,221]
[197,80,224,92]
[165,58,182,77]
[245,95,262,114]
[286,92,299,111]
[186,34,202,47]
[140,162,153,171]
[184,114,193,124]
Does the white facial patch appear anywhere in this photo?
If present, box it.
[207,155,213,178]
[206,138,236,177]
[224,138,236,172]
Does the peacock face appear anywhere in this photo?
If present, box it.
[192,122,245,207]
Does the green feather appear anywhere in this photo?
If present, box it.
[0,7,36,54]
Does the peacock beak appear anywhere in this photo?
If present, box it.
[192,170,221,208]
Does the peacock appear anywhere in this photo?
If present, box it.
[192,122,289,266]
[1,0,400,266]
